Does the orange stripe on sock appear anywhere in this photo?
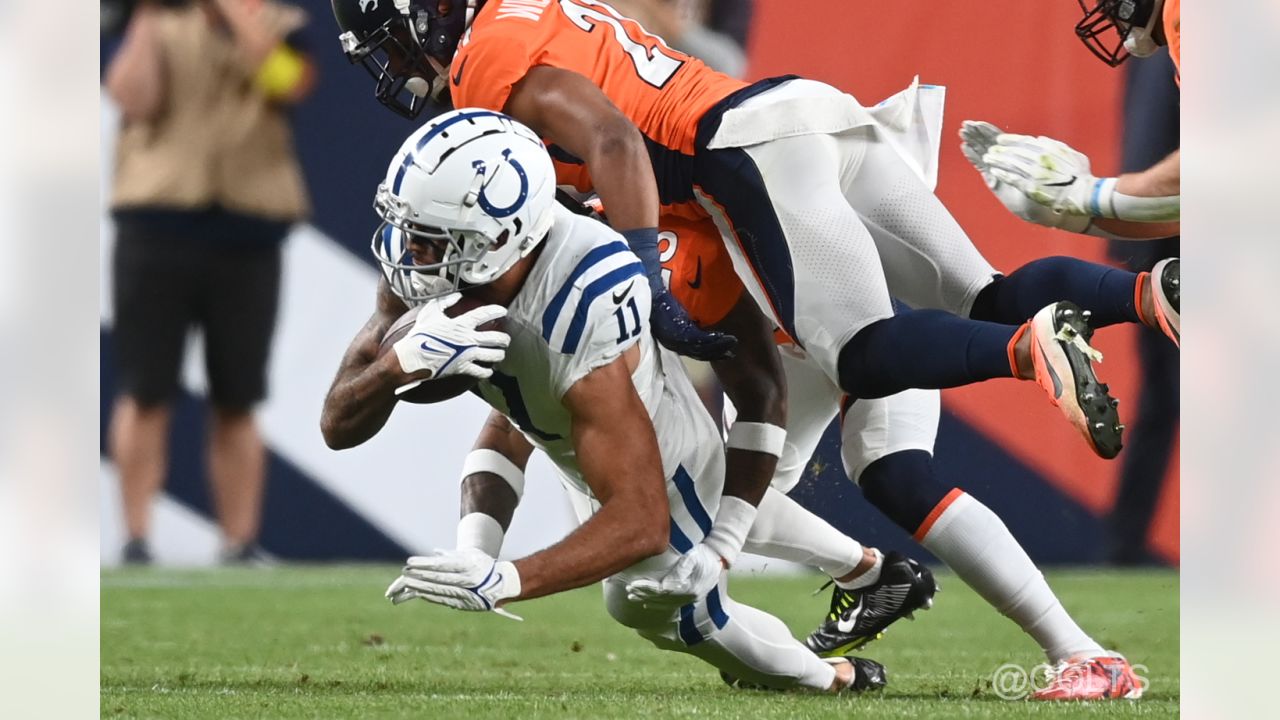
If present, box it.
[1135,272,1154,329]
[1007,321,1031,379]
[913,488,964,542]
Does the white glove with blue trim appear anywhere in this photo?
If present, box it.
[960,120,1092,232]
[385,548,523,620]
[624,543,724,609]
[393,293,510,382]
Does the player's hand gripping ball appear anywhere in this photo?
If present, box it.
[378,293,509,403]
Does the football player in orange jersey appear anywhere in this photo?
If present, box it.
[961,1,1181,244]
[331,0,1177,463]
[657,215,1145,700]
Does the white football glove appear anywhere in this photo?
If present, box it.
[385,548,523,621]
[392,293,510,381]
[960,120,1091,233]
[624,543,724,609]
[979,127,1104,217]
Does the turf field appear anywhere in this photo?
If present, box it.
[101,566,1178,718]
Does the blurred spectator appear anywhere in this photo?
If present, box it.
[104,0,313,564]
[1106,48,1180,565]
[604,0,751,77]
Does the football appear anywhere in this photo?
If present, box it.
[377,295,502,404]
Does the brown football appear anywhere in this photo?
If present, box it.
[377,295,502,404]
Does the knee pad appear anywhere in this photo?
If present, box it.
[840,389,940,483]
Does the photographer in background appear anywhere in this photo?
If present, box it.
[104,0,314,564]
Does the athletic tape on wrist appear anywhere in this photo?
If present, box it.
[1092,177,1180,222]
[703,495,758,568]
[456,513,505,557]
[461,449,526,499]
[725,422,787,458]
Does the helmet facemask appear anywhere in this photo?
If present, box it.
[336,1,479,119]
[371,184,510,305]
[1075,0,1164,67]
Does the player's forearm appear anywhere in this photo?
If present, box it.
[459,413,534,531]
[1090,217,1180,240]
[582,125,661,232]
[320,352,404,450]
[512,386,671,601]
[511,501,669,601]
[1116,150,1180,199]
[711,300,786,506]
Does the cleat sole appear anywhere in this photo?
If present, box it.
[1053,303,1123,459]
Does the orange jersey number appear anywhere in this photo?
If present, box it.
[560,0,685,88]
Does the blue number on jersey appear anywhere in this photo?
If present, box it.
[612,296,642,344]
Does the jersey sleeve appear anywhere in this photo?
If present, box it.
[541,241,650,400]
[450,26,537,112]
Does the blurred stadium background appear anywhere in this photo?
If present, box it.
[99,0,1177,570]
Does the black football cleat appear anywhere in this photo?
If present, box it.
[834,656,888,692]
[719,656,887,693]
[804,551,938,657]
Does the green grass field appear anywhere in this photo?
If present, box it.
[101,566,1178,718]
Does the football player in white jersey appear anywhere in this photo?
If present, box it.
[320,109,887,692]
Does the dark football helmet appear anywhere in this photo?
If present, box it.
[332,0,482,119]
[1074,0,1166,67]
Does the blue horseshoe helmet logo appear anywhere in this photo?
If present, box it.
[473,149,529,218]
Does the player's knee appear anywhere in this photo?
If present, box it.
[601,581,676,633]
[836,321,892,400]
[858,450,953,535]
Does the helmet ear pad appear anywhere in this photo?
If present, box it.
[418,1,475,63]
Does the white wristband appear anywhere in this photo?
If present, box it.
[702,495,758,568]
[456,512,505,557]
[461,449,526,499]
[725,421,786,458]
[1092,177,1180,222]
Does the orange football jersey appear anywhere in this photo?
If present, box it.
[450,0,748,217]
[1164,0,1180,82]
[452,0,747,155]
[656,213,794,346]
[658,214,743,328]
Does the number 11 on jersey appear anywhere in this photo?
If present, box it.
[613,296,642,344]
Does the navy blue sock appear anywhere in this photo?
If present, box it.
[837,310,1017,399]
[857,450,952,536]
[970,256,1140,327]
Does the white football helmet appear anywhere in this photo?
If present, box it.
[372,108,556,304]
